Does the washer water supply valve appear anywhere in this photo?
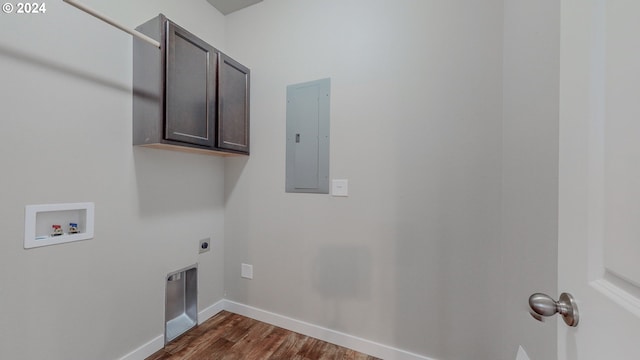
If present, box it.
[51,225,63,237]
[68,223,79,234]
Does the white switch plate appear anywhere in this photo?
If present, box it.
[331,179,349,197]
[241,263,253,279]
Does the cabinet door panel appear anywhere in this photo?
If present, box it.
[165,22,216,147]
[218,53,250,153]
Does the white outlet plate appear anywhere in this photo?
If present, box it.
[241,263,253,279]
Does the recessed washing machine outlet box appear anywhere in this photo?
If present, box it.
[24,202,95,249]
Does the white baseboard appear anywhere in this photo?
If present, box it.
[223,300,436,360]
[117,335,164,360]
[119,299,435,360]
[198,299,226,324]
[119,299,226,360]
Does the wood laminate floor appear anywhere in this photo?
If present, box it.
[146,311,382,360]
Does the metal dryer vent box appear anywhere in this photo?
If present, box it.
[165,264,198,343]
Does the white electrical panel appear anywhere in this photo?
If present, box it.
[285,78,330,194]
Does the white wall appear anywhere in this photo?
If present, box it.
[223,1,505,359]
[0,1,227,359]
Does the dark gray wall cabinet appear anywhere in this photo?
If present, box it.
[133,14,250,155]
[218,54,250,153]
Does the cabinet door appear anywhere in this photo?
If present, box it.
[218,53,250,153]
[165,21,216,147]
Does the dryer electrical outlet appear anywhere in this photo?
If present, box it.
[199,238,210,253]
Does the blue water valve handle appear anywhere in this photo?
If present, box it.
[69,222,79,234]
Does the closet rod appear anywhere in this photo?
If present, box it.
[63,0,161,49]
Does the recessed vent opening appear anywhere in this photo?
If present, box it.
[165,264,197,344]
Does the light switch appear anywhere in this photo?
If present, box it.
[332,179,348,197]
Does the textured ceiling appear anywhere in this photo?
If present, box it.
[206,0,263,15]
